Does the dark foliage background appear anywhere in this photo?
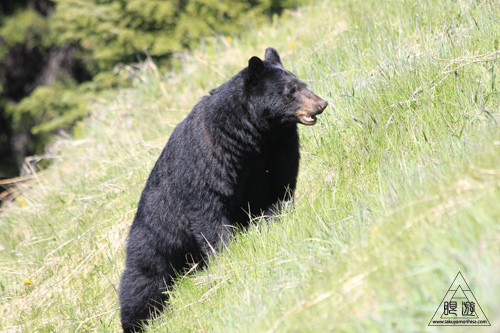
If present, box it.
[0,0,300,180]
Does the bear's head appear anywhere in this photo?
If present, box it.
[246,47,328,126]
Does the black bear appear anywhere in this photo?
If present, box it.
[119,47,328,332]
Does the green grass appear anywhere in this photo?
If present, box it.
[1,0,500,331]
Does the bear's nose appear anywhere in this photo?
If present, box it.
[316,99,328,113]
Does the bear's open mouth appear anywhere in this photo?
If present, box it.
[297,114,317,125]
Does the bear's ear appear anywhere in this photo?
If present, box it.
[265,47,283,67]
[247,56,265,82]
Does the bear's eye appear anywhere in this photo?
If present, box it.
[286,85,298,95]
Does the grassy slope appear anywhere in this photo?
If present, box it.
[1,0,499,331]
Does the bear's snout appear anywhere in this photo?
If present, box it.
[295,90,328,126]
[316,98,328,114]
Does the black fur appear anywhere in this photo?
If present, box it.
[119,47,328,332]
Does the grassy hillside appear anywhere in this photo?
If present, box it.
[1,0,499,331]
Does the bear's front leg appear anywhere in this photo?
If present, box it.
[190,214,235,264]
[263,126,300,218]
